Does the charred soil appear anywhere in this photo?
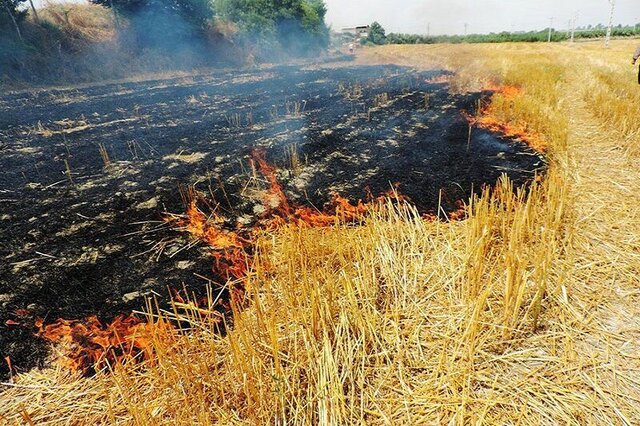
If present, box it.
[0,64,545,377]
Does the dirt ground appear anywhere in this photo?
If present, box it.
[0,63,544,377]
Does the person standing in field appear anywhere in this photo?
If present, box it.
[633,46,640,84]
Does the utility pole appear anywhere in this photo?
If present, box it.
[427,22,430,37]
[464,23,468,36]
[570,11,579,43]
[548,17,554,42]
[605,0,615,48]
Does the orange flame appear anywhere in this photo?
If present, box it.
[250,148,292,217]
[468,85,547,152]
[35,315,158,373]
[249,149,376,229]
[212,248,248,281]
[282,195,371,229]
[37,150,469,374]
[182,200,244,250]
[173,199,249,281]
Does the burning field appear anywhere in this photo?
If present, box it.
[0,63,545,377]
[4,41,639,424]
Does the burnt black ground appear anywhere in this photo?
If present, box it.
[0,64,545,377]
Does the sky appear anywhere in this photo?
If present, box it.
[324,0,640,35]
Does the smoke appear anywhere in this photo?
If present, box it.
[117,5,216,69]
[0,1,242,84]
[0,0,338,84]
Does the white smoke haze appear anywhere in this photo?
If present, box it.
[324,0,640,35]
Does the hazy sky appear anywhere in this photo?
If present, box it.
[324,0,640,35]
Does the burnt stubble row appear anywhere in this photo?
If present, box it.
[0,64,544,376]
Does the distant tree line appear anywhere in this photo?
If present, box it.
[363,22,640,46]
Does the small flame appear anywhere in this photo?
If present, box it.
[468,85,546,152]
[250,148,292,217]
[249,148,377,229]
[281,195,371,228]
[171,198,249,281]
[182,200,245,250]
[212,248,248,281]
[35,315,157,374]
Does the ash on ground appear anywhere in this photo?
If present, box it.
[0,64,544,376]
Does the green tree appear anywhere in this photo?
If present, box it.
[216,0,329,55]
[93,0,213,22]
[91,0,215,50]
[1,0,27,41]
[366,21,387,45]
[300,0,329,45]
